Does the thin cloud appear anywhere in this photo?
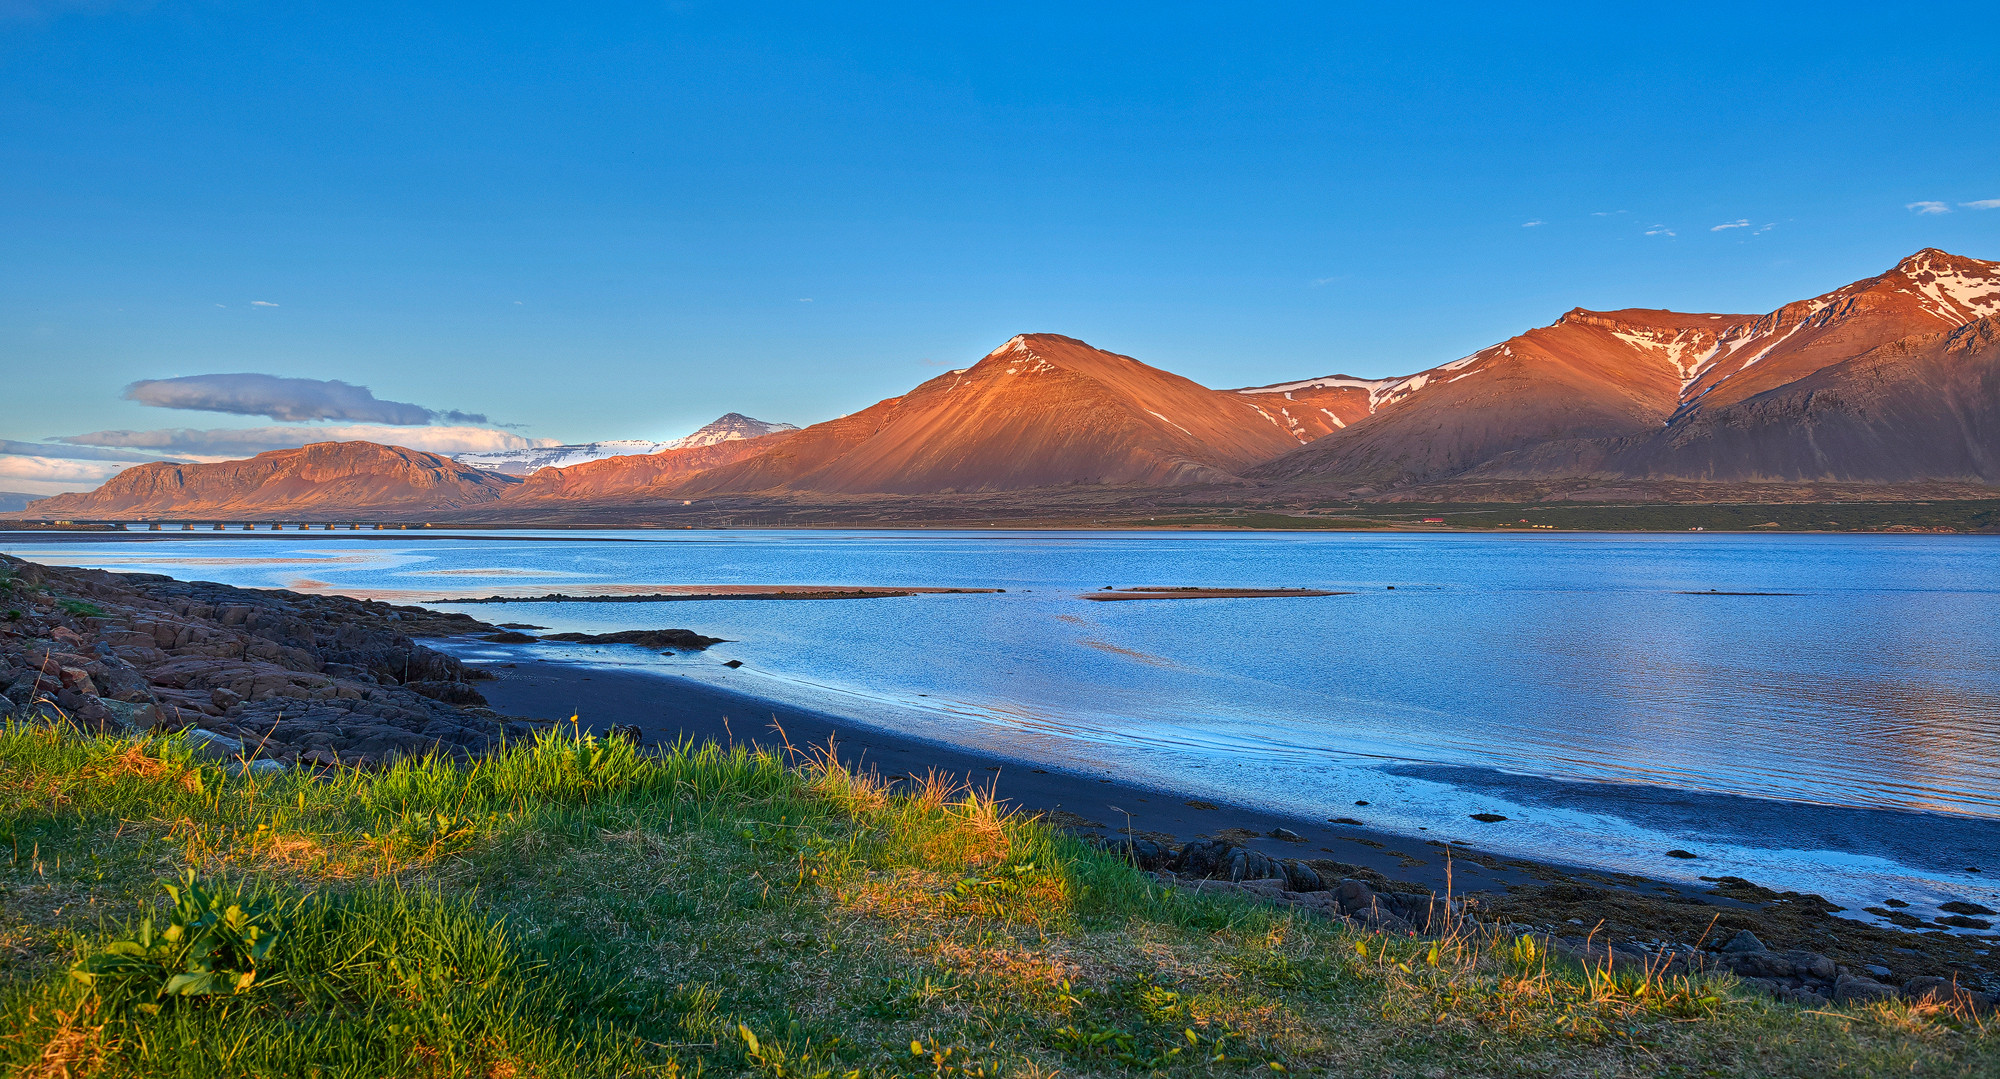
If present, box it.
[250,300,280,307]
[56,424,561,458]
[0,455,135,498]
[0,439,184,463]
[1962,199,2000,210]
[1711,220,1751,231]
[1644,225,1676,237]
[1522,220,1545,228]
[123,373,482,426]
[1906,201,1951,215]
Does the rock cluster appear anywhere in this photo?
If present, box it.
[1705,930,1995,1009]
[1112,835,1456,933]
[0,554,540,769]
[1102,833,1998,1012]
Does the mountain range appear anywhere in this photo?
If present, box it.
[1252,248,2000,496]
[17,248,1998,521]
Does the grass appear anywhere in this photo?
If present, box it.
[1,722,1995,1077]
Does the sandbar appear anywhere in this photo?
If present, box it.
[1082,586,1348,601]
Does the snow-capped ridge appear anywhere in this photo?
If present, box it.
[1237,374,1398,396]
[453,413,797,475]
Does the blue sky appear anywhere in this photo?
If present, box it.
[2,1,1996,490]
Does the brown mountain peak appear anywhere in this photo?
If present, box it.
[1889,247,1997,278]
[1554,307,1757,333]
[676,332,1301,495]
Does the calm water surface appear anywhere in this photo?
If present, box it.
[9,529,1998,916]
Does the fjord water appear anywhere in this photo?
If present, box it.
[10,529,1999,913]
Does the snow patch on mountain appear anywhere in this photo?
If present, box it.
[453,413,797,476]
[1238,375,1398,396]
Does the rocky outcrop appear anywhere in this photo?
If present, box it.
[537,629,726,650]
[0,553,540,767]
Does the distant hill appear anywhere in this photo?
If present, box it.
[21,442,519,519]
[0,492,53,513]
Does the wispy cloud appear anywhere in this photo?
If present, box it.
[123,373,483,426]
[250,300,279,307]
[0,455,136,498]
[0,439,183,463]
[1962,199,2000,210]
[1754,223,1776,234]
[1644,225,1676,237]
[1521,220,1545,228]
[55,424,560,458]
[1906,201,1951,215]
[1710,219,1751,231]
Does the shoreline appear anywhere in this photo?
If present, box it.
[430,635,2000,994]
[4,521,1997,537]
[434,637,1564,897]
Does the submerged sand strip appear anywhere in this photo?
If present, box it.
[430,586,1004,603]
[1082,587,1349,601]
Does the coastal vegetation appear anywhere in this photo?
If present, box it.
[4,722,1995,1078]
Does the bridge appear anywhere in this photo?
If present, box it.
[13,521,440,532]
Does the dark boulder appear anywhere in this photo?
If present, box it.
[1719,929,1766,954]
[404,681,488,706]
